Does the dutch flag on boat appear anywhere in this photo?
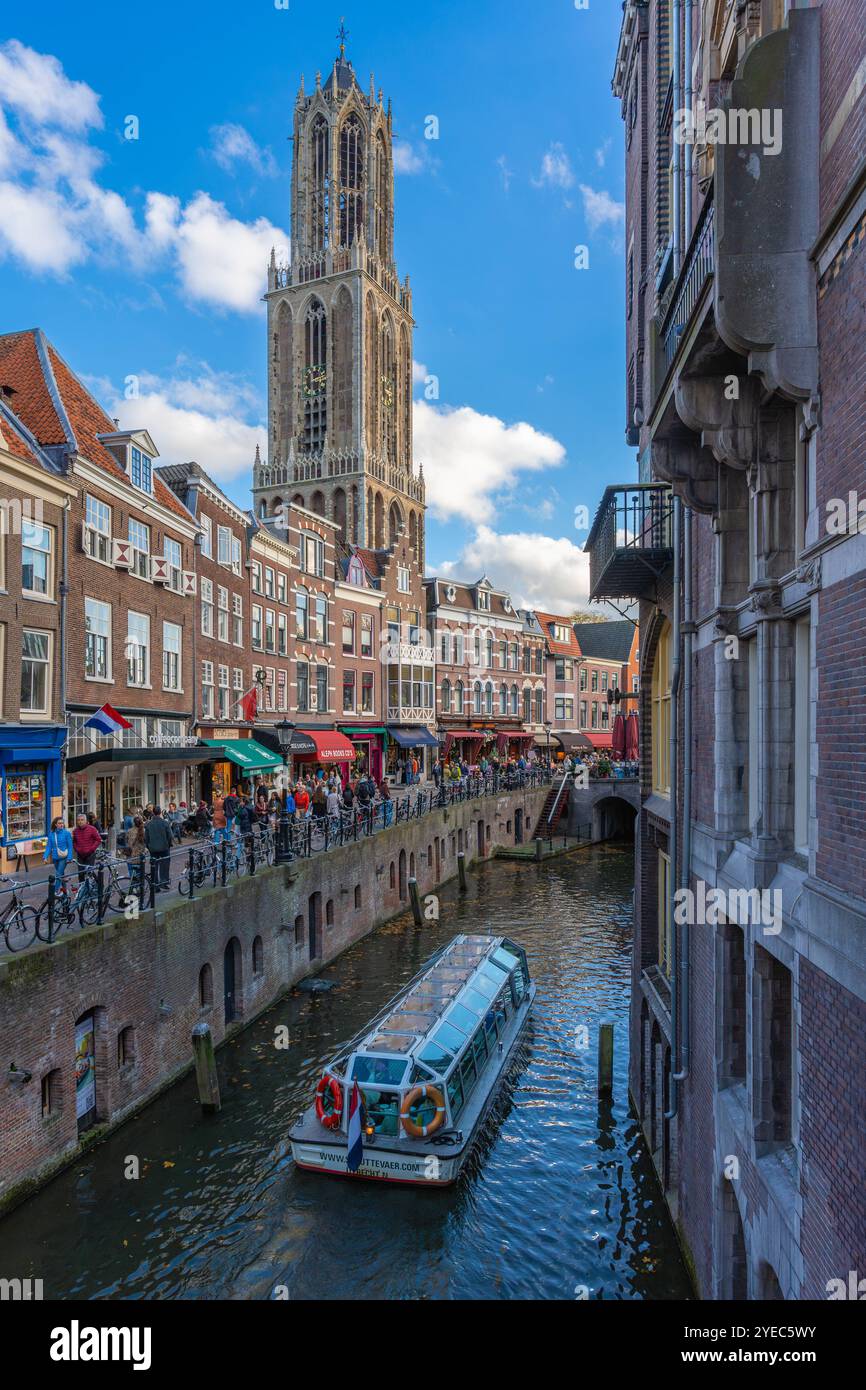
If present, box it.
[346,1080,364,1174]
[83,703,133,737]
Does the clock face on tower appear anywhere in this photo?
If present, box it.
[303,364,327,399]
[381,375,395,410]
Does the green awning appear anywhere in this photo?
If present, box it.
[201,738,283,772]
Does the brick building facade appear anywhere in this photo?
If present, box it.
[587,0,866,1298]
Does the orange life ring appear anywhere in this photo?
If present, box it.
[400,1084,446,1139]
[315,1074,344,1130]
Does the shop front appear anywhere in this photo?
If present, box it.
[338,726,386,783]
[199,738,284,799]
[0,724,66,872]
[386,726,439,780]
[65,745,214,839]
[494,728,537,762]
[291,728,356,783]
[441,728,485,767]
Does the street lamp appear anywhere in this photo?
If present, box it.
[544,720,553,771]
[274,719,295,864]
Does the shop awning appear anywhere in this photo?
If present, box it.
[584,731,613,748]
[555,730,595,752]
[66,746,215,775]
[387,726,439,748]
[339,727,388,736]
[291,730,355,763]
[533,732,563,749]
[441,729,486,742]
[200,738,283,772]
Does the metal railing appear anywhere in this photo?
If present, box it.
[587,483,674,597]
[660,192,716,367]
[0,770,552,955]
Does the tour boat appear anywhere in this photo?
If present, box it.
[289,934,535,1186]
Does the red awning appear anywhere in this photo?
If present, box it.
[585,731,613,748]
[294,730,355,763]
[445,730,486,740]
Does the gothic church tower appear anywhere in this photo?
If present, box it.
[254,29,425,571]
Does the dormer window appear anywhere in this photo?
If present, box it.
[477,589,490,611]
[131,446,153,494]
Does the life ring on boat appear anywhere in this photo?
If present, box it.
[400,1084,446,1139]
[315,1074,343,1130]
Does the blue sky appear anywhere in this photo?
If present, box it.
[0,0,632,613]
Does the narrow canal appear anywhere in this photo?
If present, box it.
[2,846,691,1300]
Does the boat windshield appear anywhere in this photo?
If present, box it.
[351,1054,409,1085]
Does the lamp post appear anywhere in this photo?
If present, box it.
[274,719,295,864]
[544,720,553,773]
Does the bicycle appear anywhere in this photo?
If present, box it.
[0,876,38,952]
[178,838,217,897]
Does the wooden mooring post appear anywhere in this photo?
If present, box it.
[457,851,468,893]
[192,1021,221,1113]
[408,877,423,925]
[598,1022,614,1099]
[535,837,543,861]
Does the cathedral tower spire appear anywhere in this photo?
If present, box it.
[255,34,423,568]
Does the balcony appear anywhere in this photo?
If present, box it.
[584,484,674,601]
[658,192,715,371]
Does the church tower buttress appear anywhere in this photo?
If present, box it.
[255,31,425,572]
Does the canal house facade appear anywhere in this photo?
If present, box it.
[0,392,77,871]
[588,0,866,1299]
[426,577,538,764]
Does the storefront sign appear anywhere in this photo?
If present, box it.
[75,1015,96,1123]
[147,735,199,748]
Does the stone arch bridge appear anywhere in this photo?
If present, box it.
[558,776,641,843]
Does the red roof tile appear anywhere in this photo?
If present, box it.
[534,611,583,657]
[0,329,190,522]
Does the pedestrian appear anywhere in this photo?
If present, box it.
[124,815,146,899]
[223,786,240,830]
[294,783,310,818]
[342,780,355,811]
[211,792,230,845]
[312,785,328,821]
[43,816,73,892]
[326,785,342,817]
[72,813,102,877]
[194,800,211,835]
[356,778,371,809]
[144,807,173,891]
[378,778,393,826]
[432,758,442,789]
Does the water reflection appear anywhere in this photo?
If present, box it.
[1,846,690,1301]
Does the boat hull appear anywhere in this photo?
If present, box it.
[289,983,536,1187]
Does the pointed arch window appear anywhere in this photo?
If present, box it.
[374,128,391,260]
[381,315,396,460]
[338,115,364,246]
[309,116,330,251]
[301,299,327,453]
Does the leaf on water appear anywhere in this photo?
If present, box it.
[163,1161,175,1169]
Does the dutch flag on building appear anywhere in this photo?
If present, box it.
[346,1080,364,1174]
[83,703,133,737]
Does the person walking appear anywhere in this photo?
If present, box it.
[326,784,342,818]
[294,783,310,819]
[378,778,393,827]
[144,807,173,892]
[194,800,211,835]
[312,785,328,821]
[43,816,73,892]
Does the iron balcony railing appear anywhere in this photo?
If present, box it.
[660,192,716,367]
[585,483,674,601]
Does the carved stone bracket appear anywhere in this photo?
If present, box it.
[651,437,720,515]
[795,556,822,594]
[748,585,783,616]
[675,373,760,469]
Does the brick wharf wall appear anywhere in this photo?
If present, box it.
[0,785,549,1213]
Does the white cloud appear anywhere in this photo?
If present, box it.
[594,138,613,169]
[0,39,101,130]
[439,525,591,614]
[0,41,288,312]
[496,154,514,192]
[151,191,286,313]
[393,140,426,174]
[209,123,277,177]
[413,399,566,523]
[531,142,575,190]
[93,364,266,485]
[579,183,625,233]
[412,359,428,384]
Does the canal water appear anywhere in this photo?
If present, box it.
[1,846,691,1300]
